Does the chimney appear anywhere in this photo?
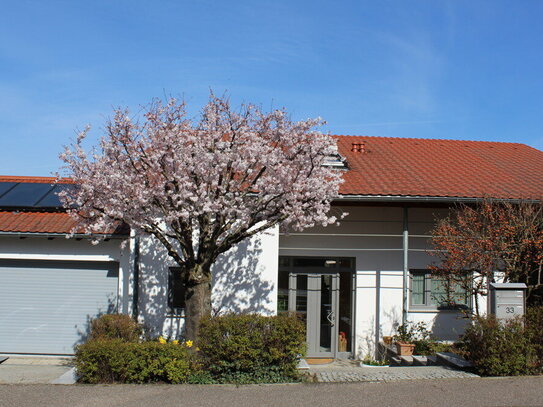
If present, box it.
[351,142,366,153]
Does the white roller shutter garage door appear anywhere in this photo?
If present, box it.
[0,259,119,355]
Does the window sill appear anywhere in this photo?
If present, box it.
[166,313,186,318]
[408,307,470,313]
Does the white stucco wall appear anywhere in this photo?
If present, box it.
[136,226,279,339]
[2,203,489,354]
[0,235,131,313]
[212,227,279,315]
[279,205,484,358]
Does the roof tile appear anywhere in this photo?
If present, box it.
[336,136,543,199]
[0,211,127,235]
[1,136,542,234]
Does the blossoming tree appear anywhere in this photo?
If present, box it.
[59,94,344,341]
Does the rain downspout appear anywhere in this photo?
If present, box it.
[132,235,140,319]
[402,207,409,325]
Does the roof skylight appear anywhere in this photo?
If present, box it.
[322,154,347,168]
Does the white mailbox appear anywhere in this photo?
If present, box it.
[489,283,527,320]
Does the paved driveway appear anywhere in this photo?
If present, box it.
[0,356,73,384]
[2,376,543,407]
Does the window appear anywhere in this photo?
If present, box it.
[277,269,289,313]
[409,270,470,310]
[322,154,347,168]
[168,267,186,316]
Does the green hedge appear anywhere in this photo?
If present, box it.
[198,313,306,383]
[88,314,142,342]
[458,315,541,376]
[76,313,306,384]
[75,339,195,384]
[525,306,543,367]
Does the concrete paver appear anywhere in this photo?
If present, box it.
[308,359,478,382]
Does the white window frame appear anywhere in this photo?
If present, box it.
[409,269,471,311]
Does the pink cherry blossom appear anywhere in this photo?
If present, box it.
[59,93,343,340]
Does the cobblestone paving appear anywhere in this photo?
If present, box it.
[309,361,479,383]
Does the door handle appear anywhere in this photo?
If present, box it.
[327,310,335,326]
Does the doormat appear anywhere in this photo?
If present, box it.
[304,358,334,365]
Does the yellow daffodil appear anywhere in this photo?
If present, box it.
[158,336,167,344]
[172,340,179,345]
[185,340,193,348]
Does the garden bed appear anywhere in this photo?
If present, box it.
[75,313,306,384]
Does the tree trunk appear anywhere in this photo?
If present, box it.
[184,268,212,343]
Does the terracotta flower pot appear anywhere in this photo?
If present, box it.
[395,341,415,356]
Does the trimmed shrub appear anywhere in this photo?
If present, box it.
[88,314,142,342]
[198,313,306,383]
[525,306,543,366]
[76,313,306,384]
[75,339,193,383]
[458,315,539,376]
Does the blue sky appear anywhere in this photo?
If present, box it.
[1,0,543,175]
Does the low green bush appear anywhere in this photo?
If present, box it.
[458,315,540,376]
[198,313,306,383]
[525,306,543,366]
[77,313,306,384]
[75,339,193,383]
[88,314,142,342]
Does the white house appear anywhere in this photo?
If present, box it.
[1,135,542,358]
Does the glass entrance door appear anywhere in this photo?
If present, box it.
[288,272,339,357]
[278,256,355,358]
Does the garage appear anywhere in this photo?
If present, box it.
[0,259,119,355]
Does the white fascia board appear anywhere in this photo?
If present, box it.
[334,195,540,203]
[0,231,128,239]
[0,253,117,262]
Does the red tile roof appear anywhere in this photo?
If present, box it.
[0,176,124,235]
[1,136,542,234]
[0,175,73,184]
[0,211,127,235]
[336,136,543,200]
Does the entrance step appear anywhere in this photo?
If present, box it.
[389,357,402,366]
[412,356,427,366]
[380,342,472,369]
[400,356,414,366]
[427,356,438,366]
[436,352,473,369]
[297,359,310,370]
[305,358,334,365]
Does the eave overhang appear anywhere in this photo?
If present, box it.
[334,194,542,204]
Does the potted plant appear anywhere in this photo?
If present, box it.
[395,341,415,356]
[392,323,416,356]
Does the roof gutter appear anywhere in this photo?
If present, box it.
[334,195,541,204]
[0,231,129,239]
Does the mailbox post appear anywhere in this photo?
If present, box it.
[489,283,527,321]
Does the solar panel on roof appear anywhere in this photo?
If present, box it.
[35,184,75,208]
[0,182,17,198]
[0,182,55,207]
